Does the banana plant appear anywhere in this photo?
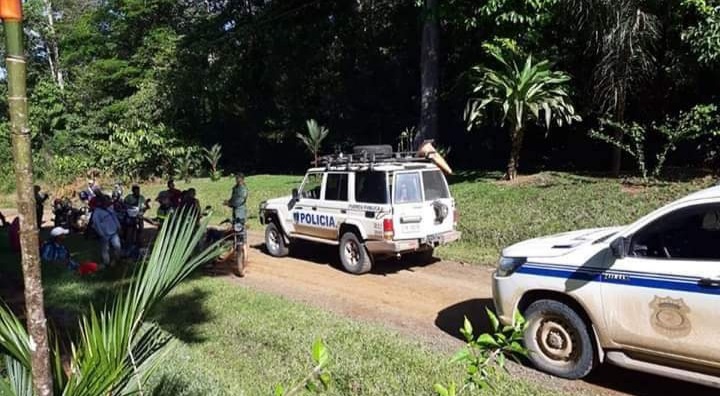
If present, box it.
[0,208,224,395]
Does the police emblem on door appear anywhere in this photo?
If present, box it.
[649,296,691,338]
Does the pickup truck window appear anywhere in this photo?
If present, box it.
[631,203,720,260]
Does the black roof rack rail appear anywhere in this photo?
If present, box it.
[318,151,431,169]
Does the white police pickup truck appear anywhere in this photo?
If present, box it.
[259,145,461,274]
[493,185,720,388]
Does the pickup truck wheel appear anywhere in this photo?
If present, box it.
[339,232,372,274]
[265,223,289,257]
[524,299,596,379]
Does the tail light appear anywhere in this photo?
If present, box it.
[383,218,394,240]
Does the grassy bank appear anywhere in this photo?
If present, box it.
[0,230,554,395]
[140,172,714,264]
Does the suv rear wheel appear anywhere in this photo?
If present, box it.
[265,223,289,257]
[523,299,596,379]
[339,232,373,274]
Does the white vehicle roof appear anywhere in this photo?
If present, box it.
[674,184,720,204]
[307,162,441,173]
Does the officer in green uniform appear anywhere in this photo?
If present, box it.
[226,173,248,222]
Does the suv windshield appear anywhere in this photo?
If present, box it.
[355,171,388,204]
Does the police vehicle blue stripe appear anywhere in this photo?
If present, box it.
[516,264,720,295]
[523,262,701,282]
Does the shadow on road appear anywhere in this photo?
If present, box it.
[251,240,441,275]
[435,298,495,340]
[435,299,717,396]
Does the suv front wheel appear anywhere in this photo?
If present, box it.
[265,223,289,257]
[523,299,596,379]
[339,232,373,274]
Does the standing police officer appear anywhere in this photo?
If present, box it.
[225,173,249,273]
[226,173,248,222]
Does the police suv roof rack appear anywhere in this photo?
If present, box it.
[319,151,430,169]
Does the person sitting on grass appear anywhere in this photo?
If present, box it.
[40,227,79,271]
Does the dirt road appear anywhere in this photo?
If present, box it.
[232,231,715,396]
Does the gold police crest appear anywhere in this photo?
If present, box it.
[649,296,691,338]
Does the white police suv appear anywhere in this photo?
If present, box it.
[493,185,720,387]
[259,145,461,274]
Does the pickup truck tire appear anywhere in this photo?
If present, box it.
[265,223,289,257]
[339,232,373,274]
[523,299,596,380]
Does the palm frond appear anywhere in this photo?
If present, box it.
[465,50,579,132]
[61,208,223,396]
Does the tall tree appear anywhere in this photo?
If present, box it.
[571,0,660,176]
[465,49,580,180]
[41,0,64,89]
[418,0,439,147]
[0,0,53,394]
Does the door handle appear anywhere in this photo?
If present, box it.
[312,207,317,211]
[698,276,720,287]
[340,209,347,214]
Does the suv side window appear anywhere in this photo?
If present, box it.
[300,173,323,199]
[630,203,720,260]
[422,170,450,200]
[325,173,348,201]
[355,171,388,204]
[394,172,422,204]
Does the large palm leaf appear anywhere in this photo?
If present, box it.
[0,208,223,396]
[465,49,580,180]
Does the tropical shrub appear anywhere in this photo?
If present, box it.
[465,48,580,180]
[297,119,330,167]
[204,144,223,181]
[434,309,528,395]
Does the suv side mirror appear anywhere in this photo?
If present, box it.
[292,188,299,199]
[609,237,627,259]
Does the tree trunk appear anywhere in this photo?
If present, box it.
[416,0,439,149]
[3,15,54,396]
[610,72,628,178]
[506,127,524,181]
[42,0,64,90]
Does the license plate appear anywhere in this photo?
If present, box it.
[403,224,420,233]
[427,233,442,244]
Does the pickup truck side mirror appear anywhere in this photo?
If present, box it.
[292,188,299,199]
[609,237,628,259]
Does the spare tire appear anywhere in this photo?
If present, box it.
[353,145,393,156]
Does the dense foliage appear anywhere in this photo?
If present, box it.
[0,0,718,184]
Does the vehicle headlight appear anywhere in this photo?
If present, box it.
[496,256,527,277]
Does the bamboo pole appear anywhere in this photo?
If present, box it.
[2,1,54,394]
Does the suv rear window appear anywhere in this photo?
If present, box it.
[423,170,450,200]
[394,172,422,204]
[355,171,388,204]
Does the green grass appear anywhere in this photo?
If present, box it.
[0,229,555,396]
[141,172,715,264]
